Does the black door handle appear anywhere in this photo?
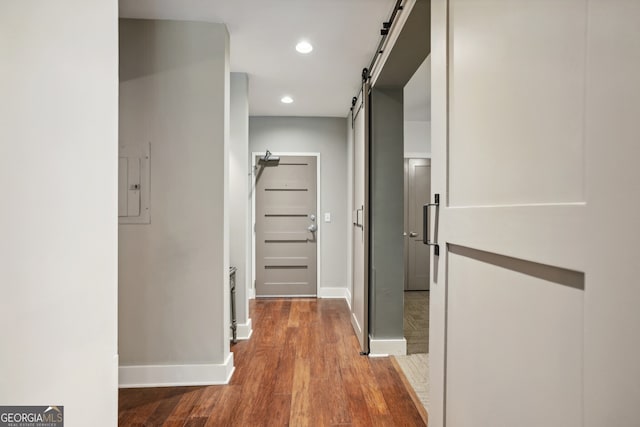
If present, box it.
[423,194,440,256]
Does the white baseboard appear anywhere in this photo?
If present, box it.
[235,318,253,340]
[317,287,349,299]
[119,353,235,388]
[250,287,349,302]
[369,338,407,357]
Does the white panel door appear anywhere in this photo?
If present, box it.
[351,87,370,354]
[429,1,640,426]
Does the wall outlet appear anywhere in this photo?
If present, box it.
[324,212,331,223]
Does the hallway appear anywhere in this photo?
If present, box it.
[119,299,427,426]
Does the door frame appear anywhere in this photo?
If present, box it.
[250,152,321,298]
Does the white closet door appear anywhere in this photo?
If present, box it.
[351,87,370,354]
[429,1,640,426]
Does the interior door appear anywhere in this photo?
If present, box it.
[350,85,370,354]
[405,158,431,291]
[255,155,317,297]
[429,1,640,426]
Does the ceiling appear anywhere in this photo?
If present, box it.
[119,0,396,117]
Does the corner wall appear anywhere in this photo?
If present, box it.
[369,88,406,354]
[249,117,349,297]
[0,1,119,424]
[230,73,252,337]
[118,19,232,387]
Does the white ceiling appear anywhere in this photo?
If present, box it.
[119,0,396,117]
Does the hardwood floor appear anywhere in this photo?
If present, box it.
[119,298,427,426]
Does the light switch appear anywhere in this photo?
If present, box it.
[324,212,331,223]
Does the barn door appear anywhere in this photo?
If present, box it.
[350,85,370,353]
[429,1,640,426]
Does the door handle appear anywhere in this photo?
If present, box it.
[409,232,418,237]
[423,194,440,256]
[308,224,317,232]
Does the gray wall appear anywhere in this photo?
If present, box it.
[230,73,251,329]
[0,1,118,424]
[249,117,349,294]
[370,88,405,339]
[119,19,231,371]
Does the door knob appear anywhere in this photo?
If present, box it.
[409,232,418,237]
[309,214,316,221]
[308,224,317,232]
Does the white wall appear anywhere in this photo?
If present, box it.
[404,55,431,157]
[249,117,349,297]
[118,19,232,387]
[230,73,251,337]
[404,121,431,157]
[0,1,118,425]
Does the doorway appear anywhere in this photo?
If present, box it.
[398,44,432,414]
[253,154,320,297]
[401,52,431,362]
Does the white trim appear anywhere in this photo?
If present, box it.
[404,152,432,159]
[347,111,354,320]
[248,288,256,299]
[370,0,417,87]
[317,287,350,299]
[255,294,317,298]
[251,152,321,298]
[351,312,362,336]
[368,338,407,357]
[235,318,253,340]
[119,353,234,388]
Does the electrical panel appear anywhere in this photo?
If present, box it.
[119,143,150,224]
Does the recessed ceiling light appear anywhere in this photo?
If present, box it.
[295,41,313,54]
[281,96,294,104]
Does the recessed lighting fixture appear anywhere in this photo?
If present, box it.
[281,96,294,104]
[295,41,313,54]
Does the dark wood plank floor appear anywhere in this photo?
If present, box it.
[119,298,427,426]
